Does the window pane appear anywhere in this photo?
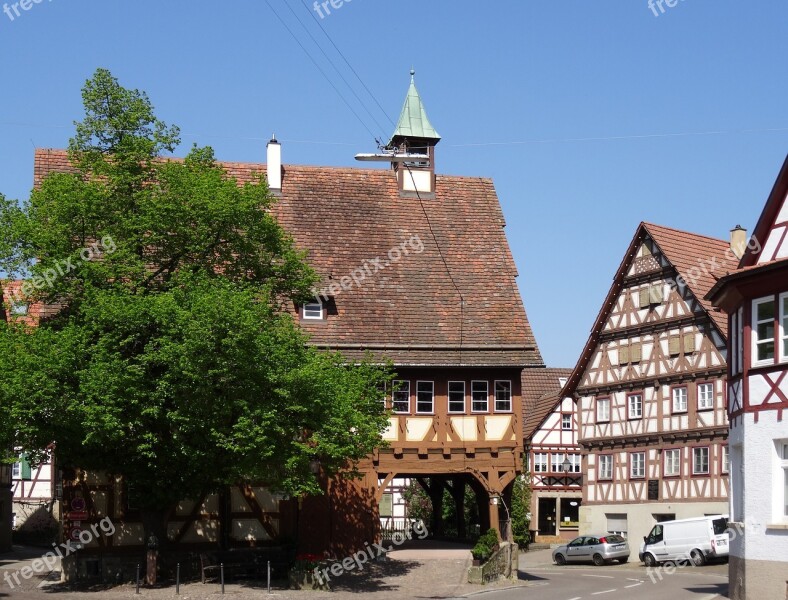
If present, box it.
[757,300,775,321]
[448,381,465,413]
[392,381,410,413]
[495,381,512,412]
[551,454,563,472]
[757,321,775,341]
[472,381,488,412]
[758,340,775,362]
[417,382,434,413]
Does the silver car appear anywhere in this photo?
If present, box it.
[552,534,630,566]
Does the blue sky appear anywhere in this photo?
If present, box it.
[1,1,787,367]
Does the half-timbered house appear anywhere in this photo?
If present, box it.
[29,73,544,575]
[563,222,731,557]
[522,368,582,543]
[707,154,788,600]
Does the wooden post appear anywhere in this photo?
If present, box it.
[488,496,501,540]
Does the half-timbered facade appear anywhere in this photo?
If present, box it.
[522,368,581,542]
[563,223,730,557]
[708,154,788,600]
[29,73,543,573]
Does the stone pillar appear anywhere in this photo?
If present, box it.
[488,496,501,540]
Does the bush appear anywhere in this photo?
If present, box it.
[471,528,500,562]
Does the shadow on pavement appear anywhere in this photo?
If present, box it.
[325,559,422,593]
[517,571,548,582]
[684,583,729,598]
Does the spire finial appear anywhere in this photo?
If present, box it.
[410,68,415,80]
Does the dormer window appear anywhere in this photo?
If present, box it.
[302,300,324,320]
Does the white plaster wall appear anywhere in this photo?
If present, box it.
[737,411,788,563]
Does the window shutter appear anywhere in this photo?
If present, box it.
[618,345,630,365]
[683,333,696,354]
[669,336,680,356]
[650,284,664,304]
[630,343,642,363]
[639,288,650,308]
[20,454,32,480]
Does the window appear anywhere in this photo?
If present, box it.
[630,452,646,479]
[779,442,788,518]
[721,445,729,474]
[672,387,688,413]
[302,300,324,320]
[731,311,739,376]
[392,380,410,413]
[599,455,613,480]
[780,293,788,363]
[534,453,548,473]
[448,381,465,413]
[11,462,20,479]
[639,284,664,308]
[619,343,641,364]
[683,333,696,354]
[562,413,572,430]
[698,383,714,410]
[753,297,775,365]
[494,381,512,412]
[551,453,564,473]
[693,447,710,475]
[596,398,610,422]
[471,381,488,412]
[10,303,28,316]
[663,449,681,477]
[416,381,434,414]
[628,394,643,419]
[568,454,582,473]
[606,513,628,536]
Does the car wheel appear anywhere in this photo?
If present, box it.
[690,549,706,567]
[593,553,606,566]
[643,553,657,568]
[618,557,629,564]
[554,553,566,566]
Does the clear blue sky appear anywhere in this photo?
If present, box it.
[1,1,787,367]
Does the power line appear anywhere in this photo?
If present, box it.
[299,0,395,129]
[281,1,389,141]
[262,0,378,142]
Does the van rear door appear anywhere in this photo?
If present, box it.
[710,517,729,557]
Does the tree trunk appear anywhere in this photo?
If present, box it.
[140,509,169,586]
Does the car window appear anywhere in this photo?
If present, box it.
[712,518,728,535]
[586,538,599,545]
[568,537,585,547]
[606,535,625,544]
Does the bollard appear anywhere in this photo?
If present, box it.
[135,563,140,594]
[267,560,271,594]
[176,562,180,595]
[220,562,225,594]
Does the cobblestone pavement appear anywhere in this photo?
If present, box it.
[1,544,533,600]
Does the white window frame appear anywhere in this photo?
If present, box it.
[448,381,465,414]
[596,397,610,423]
[471,381,489,413]
[697,383,714,410]
[11,462,20,479]
[672,387,688,413]
[663,448,681,477]
[533,452,549,473]
[721,445,730,475]
[780,292,788,364]
[494,380,512,413]
[752,297,776,366]
[630,452,646,479]
[392,380,410,414]
[599,455,613,480]
[692,447,710,475]
[779,441,788,520]
[551,453,564,473]
[561,413,572,430]
[568,453,582,473]
[628,393,643,419]
[302,300,324,320]
[416,381,434,414]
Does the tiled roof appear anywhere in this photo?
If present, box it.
[33,149,543,368]
[644,223,730,337]
[522,367,573,440]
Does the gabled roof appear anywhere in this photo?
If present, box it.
[522,367,573,441]
[389,71,441,146]
[34,149,543,368]
[562,222,729,397]
[740,153,788,267]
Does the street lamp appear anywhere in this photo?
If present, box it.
[561,455,572,474]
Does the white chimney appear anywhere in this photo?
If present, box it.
[267,135,282,192]
[730,225,747,259]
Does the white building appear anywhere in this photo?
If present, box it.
[708,154,788,600]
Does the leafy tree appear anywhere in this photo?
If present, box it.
[401,480,432,526]
[0,69,391,564]
[511,473,532,548]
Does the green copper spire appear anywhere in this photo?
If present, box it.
[389,69,441,147]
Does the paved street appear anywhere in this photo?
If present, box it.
[0,545,728,599]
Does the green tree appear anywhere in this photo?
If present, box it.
[0,69,391,562]
[511,473,532,548]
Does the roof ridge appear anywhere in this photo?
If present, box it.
[642,221,728,245]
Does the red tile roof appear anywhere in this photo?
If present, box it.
[522,367,573,440]
[33,149,543,368]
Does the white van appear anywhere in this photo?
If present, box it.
[639,515,729,567]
